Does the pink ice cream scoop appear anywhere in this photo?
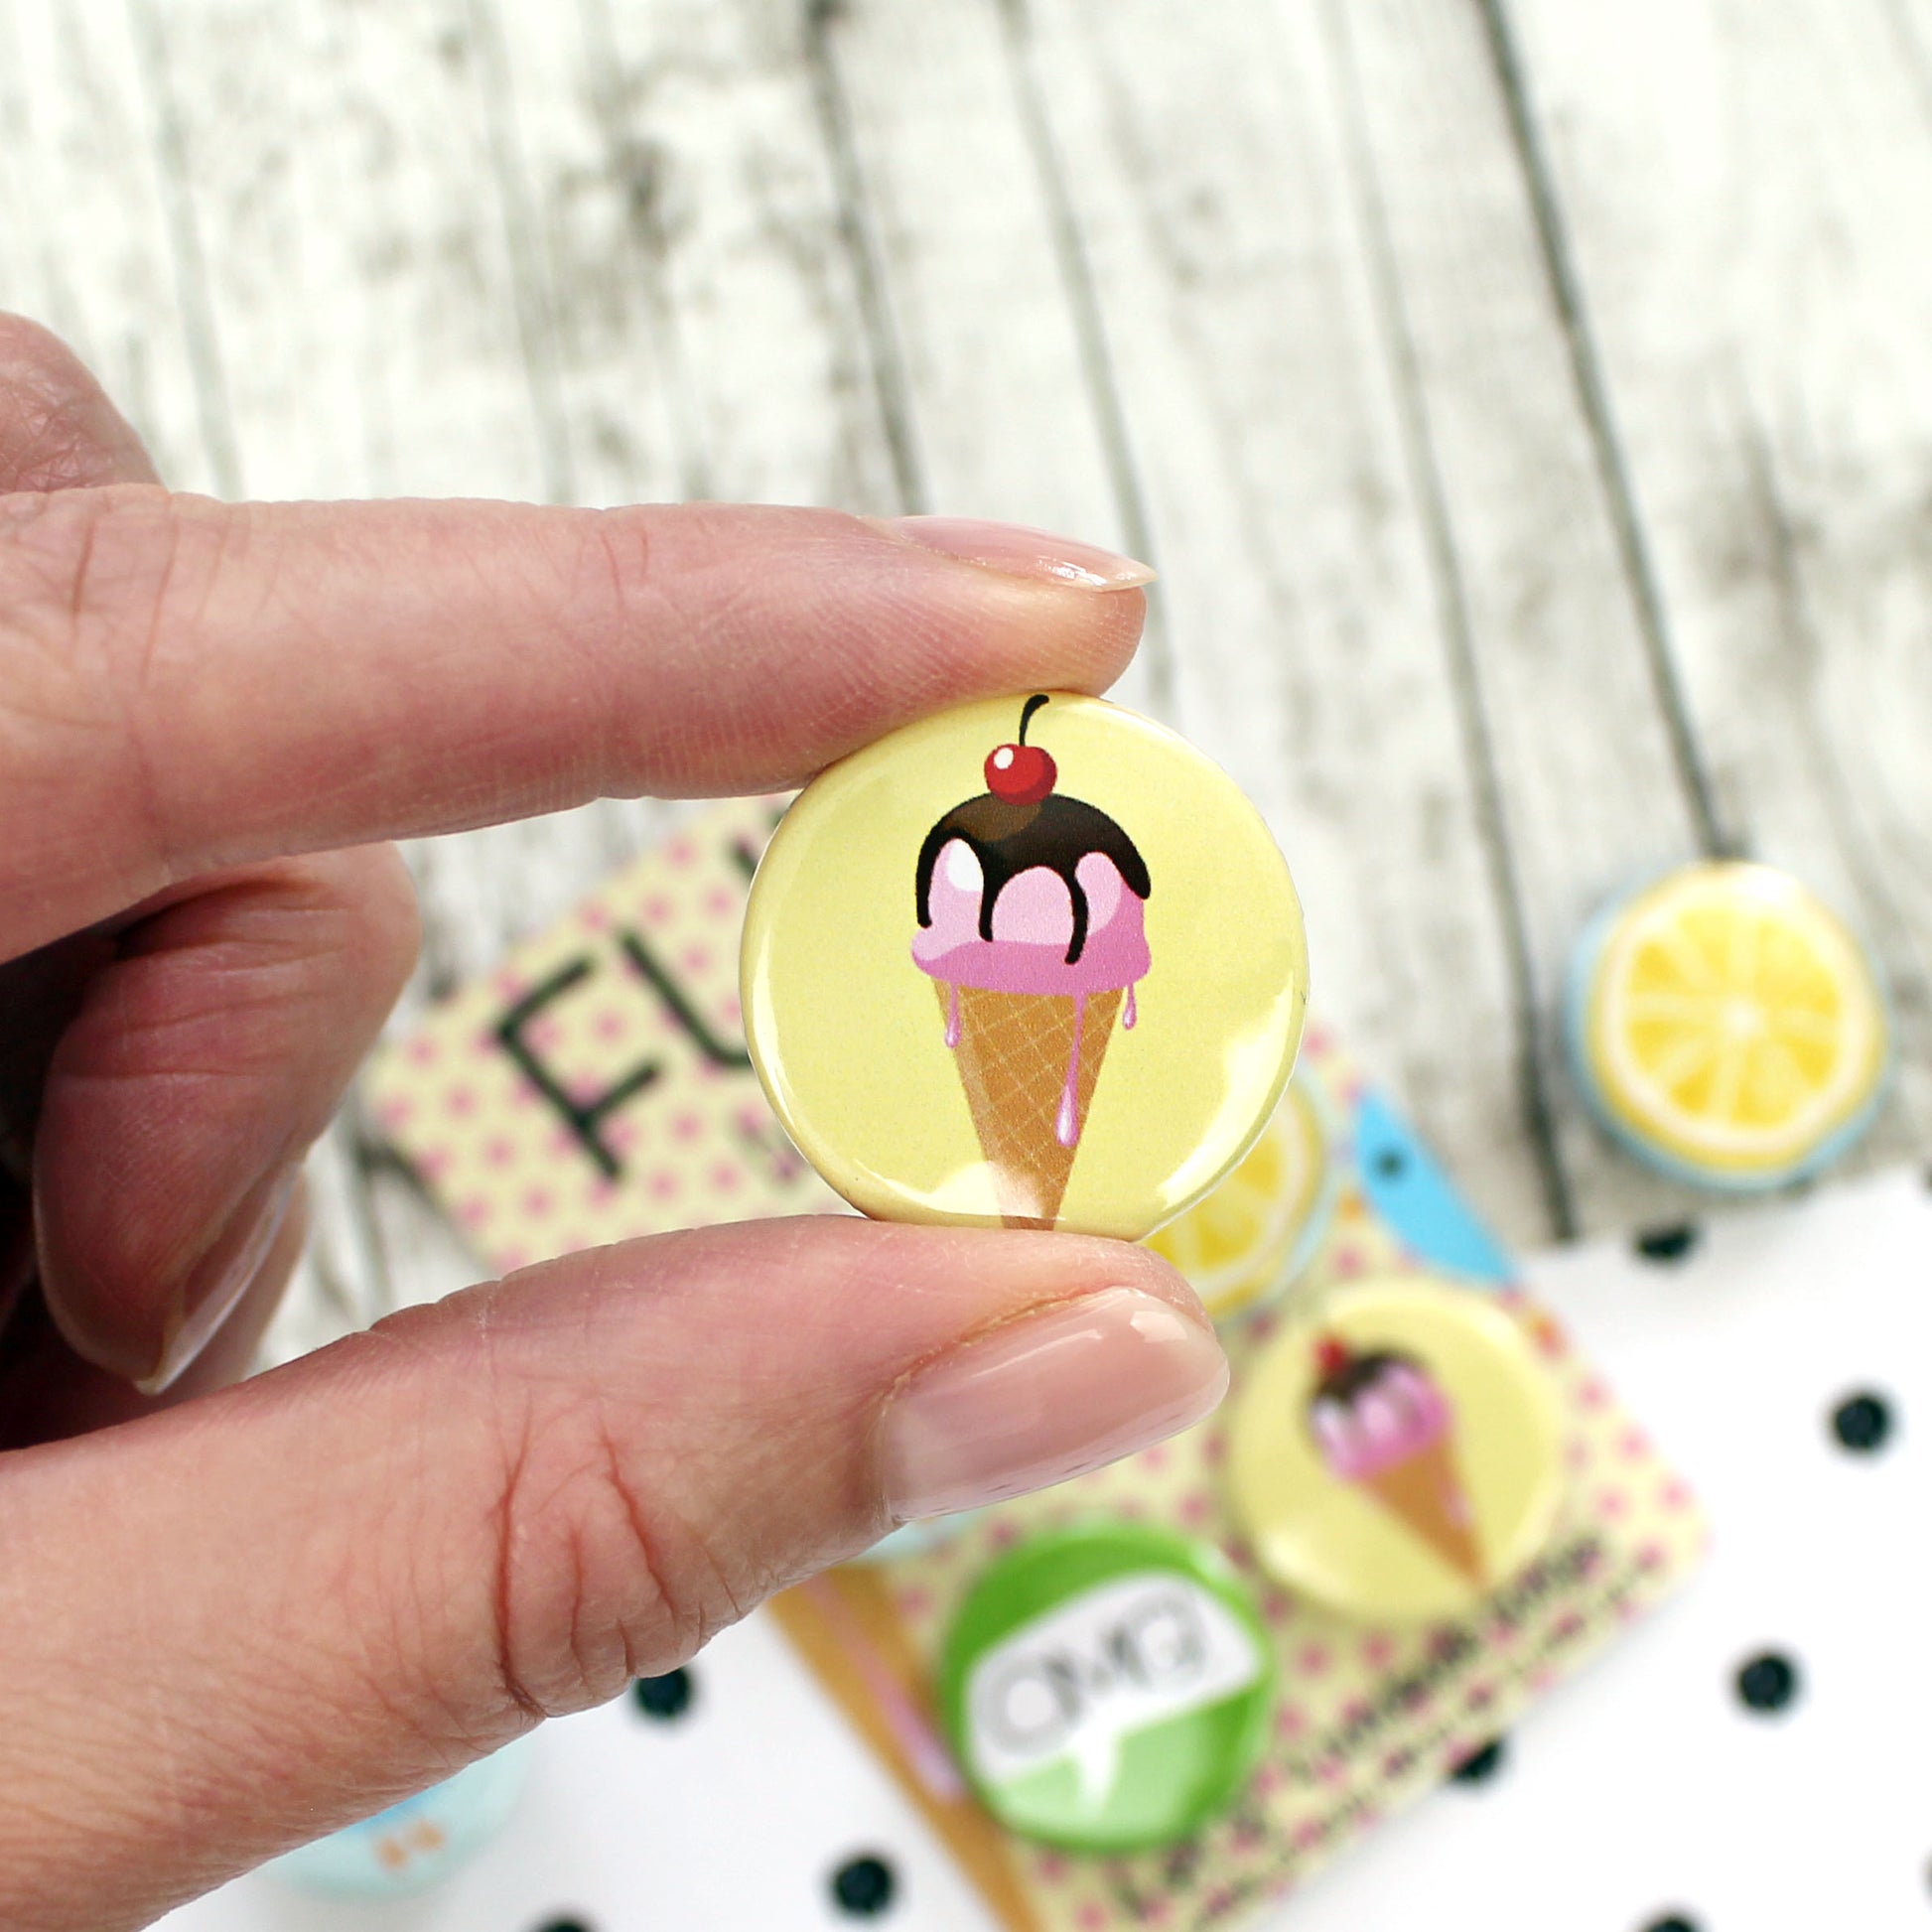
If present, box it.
[912,840,1150,1004]
[1304,1334,1485,1584]
[1307,1339,1455,1480]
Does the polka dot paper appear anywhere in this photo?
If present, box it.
[770,1032,1709,1932]
[364,795,842,1275]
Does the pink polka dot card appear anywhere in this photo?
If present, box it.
[364,795,843,1275]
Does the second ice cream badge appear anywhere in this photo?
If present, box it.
[1228,1276,1566,1622]
[741,692,1307,1239]
[1306,1337,1484,1586]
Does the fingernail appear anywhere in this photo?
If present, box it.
[881,1287,1228,1521]
[135,1163,301,1395]
[873,515,1157,591]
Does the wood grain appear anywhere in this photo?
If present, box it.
[1507,0,1932,1162]
[1,0,1928,1360]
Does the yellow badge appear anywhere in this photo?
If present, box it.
[1144,1071,1336,1321]
[1569,860,1890,1188]
[741,693,1308,1239]
[1226,1275,1565,1622]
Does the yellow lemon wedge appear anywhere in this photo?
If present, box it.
[1572,863,1888,1186]
[1146,1076,1331,1317]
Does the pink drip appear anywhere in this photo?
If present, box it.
[1056,993,1086,1148]
[1124,983,1138,1030]
[944,981,960,1049]
[799,1577,967,1801]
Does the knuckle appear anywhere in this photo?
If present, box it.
[0,488,177,781]
[571,506,657,637]
[0,484,178,663]
[0,488,229,901]
[559,511,658,752]
[486,1385,731,1721]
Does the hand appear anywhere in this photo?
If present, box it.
[0,316,1227,1931]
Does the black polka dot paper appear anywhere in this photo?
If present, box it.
[631,1668,695,1721]
[831,1853,897,1917]
[1831,1391,1892,1453]
[1733,1651,1799,1716]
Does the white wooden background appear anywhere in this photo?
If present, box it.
[5,0,1932,1351]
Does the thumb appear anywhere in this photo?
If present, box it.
[0,1220,1222,1932]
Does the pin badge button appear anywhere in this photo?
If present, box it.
[1227,1276,1565,1623]
[740,693,1308,1239]
[1567,860,1890,1191]
[937,1522,1276,1851]
[1145,1069,1337,1322]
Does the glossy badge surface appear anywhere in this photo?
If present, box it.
[1144,1068,1336,1321]
[938,1521,1275,1852]
[741,694,1308,1238]
[1227,1276,1564,1623]
[1567,860,1890,1191]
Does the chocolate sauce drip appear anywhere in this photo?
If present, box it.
[1311,1350,1421,1408]
[913,793,1151,965]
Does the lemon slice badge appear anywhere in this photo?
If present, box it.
[1568,862,1890,1189]
[1144,1074,1335,1320]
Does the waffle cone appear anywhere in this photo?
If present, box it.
[1361,1436,1485,1585]
[938,984,1123,1228]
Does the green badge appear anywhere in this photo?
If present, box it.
[938,1522,1275,1852]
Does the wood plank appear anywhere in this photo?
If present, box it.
[1003,0,1557,1242]
[0,0,212,485]
[1306,0,1724,1236]
[579,0,904,515]
[0,5,60,345]
[806,0,1167,714]
[1503,0,1932,1159]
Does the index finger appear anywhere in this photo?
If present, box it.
[0,490,1150,955]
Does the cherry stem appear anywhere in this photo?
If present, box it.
[1018,693,1050,746]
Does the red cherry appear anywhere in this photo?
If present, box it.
[985,742,1056,803]
[1313,1335,1354,1380]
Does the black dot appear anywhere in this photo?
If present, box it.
[532,1920,594,1932]
[1449,1736,1507,1784]
[631,1668,694,1721]
[1372,1148,1407,1179]
[831,1854,897,1917]
[1831,1391,1892,1453]
[1635,1224,1700,1264]
[1639,1916,1699,1932]
[1735,1651,1800,1714]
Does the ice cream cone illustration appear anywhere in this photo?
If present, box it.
[1307,1336,1485,1586]
[912,695,1152,1228]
